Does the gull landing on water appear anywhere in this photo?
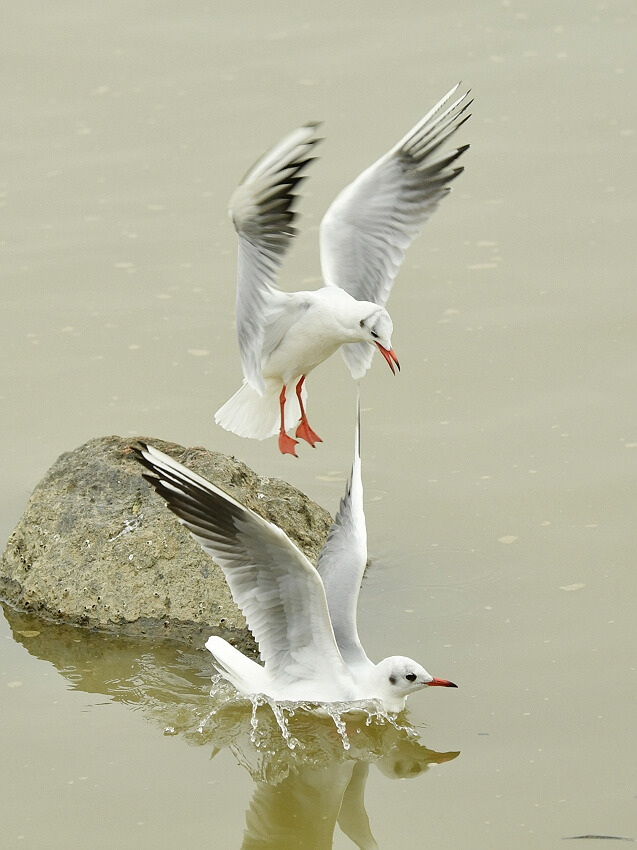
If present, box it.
[136,400,457,714]
[215,84,471,456]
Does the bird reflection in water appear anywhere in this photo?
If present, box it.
[6,606,459,849]
[201,686,459,849]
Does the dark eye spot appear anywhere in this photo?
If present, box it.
[405,673,417,682]
[370,330,379,339]
[389,674,397,685]
[359,319,365,327]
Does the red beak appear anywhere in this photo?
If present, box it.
[376,343,400,375]
[427,678,458,688]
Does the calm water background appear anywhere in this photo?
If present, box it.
[2,1,636,847]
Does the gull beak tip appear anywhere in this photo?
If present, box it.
[427,677,458,688]
[376,343,400,374]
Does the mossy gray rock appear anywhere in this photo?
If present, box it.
[0,436,332,651]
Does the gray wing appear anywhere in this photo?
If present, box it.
[136,444,350,690]
[230,124,322,394]
[320,84,471,378]
[315,393,370,668]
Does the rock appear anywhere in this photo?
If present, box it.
[0,436,333,651]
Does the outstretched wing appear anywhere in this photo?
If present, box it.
[136,444,350,690]
[320,85,471,378]
[230,124,322,394]
[315,393,370,668]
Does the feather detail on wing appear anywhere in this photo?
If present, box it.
[319,84,471,311]
[135,443,350,689]
[339,341,377,381]
[230,124,322,394]
[315,392,370,667]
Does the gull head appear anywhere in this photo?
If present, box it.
[374,656,458,713]
[358,307,400,374]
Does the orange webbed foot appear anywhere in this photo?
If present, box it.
[295,419,322,448]
[278,432,299,457]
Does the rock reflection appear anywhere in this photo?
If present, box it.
[5,606,459,848]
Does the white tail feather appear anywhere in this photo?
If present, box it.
[214,379,307,440]
[205,635,266,694]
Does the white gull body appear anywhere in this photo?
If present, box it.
[137,401,457,713]
[215,84,471,455]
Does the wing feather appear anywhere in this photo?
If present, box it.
[230,124,322,393]
[136,444,350,689]
[315,394,370,667]
[320,84,471,314]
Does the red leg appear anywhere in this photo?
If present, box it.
[278,385,298,456]
[294,376,322,447]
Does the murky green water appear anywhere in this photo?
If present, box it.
[2,1,636,847]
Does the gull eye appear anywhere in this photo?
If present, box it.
[370,330,379,339]
[405,673,417,682]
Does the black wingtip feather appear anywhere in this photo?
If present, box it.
[134,447,247,548]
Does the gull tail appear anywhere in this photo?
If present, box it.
[205,635,266,695]
[214,379,306,440]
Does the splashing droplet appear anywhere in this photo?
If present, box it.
[326,704,351,750]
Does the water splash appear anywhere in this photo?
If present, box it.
[269,701,302,751]
[249,694,265,746]
[198,679,419,759]
[326,704,351,750]
[196,708,216,734]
